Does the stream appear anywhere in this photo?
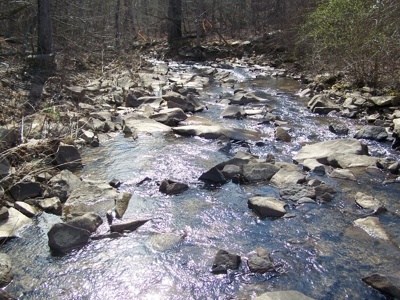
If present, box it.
[3,61,400,299]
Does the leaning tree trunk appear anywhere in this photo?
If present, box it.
[37,0,52,54]
[167,0,182,45]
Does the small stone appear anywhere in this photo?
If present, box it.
[37,197,62,215]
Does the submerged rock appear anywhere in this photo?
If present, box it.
[293,139,368,165]
[147,233,183,252]
[254,290,315,300]
[211,249,241,274]
[354,216,391,242]
[248,197,287,218]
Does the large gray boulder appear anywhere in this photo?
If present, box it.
[45,170,81,202]
[248,197,287,218]
[354,125,388,141]
[242,163,280,182]
[149,108,187,126]
[326,153,379,168]
[293,139,368,165]
[308,94,340,114]
[47,223,91,253]
[0,253,12,288]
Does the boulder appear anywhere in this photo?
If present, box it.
[149,108,187,126]
[9,182,42,201]
[159,179,189,195]
[254,290,315,300]
[362,274,400,299]
[45,170,81,202]
[14,201,39,218]
[123,113,172,134]
[65,213,103,233]
[55,144,82,171]
[329,169,357,181]
[293,139,368,164]
[354,216,391,241]
[275,127,292,142]
[37,197,62,215]
[270,169,306,187]
[220,106,245,119]
[328,123,349,135]
[164,92,204,112]
[369,96,399,107]
[308,94,340,114]
[248,197,287,218]
[115,193,132,218]
[280,184,316,202]
[136,96,164,109]
[354,125,388,141]
[47,223,91,253]
[326,153,378,168]
[211,249,241,274]
[302,159,326,175]
[355,192,385,213]
[247,248,275,273]
[110,219,150,233]
[0,208,32,240]
[229,91,267,105]
[0,253,12,288]
[64,180,119,216]
[242,163,280,182]
[199,167,226,184]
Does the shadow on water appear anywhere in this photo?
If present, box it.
[2,63,400,299]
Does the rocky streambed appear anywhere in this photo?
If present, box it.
[0,58,400,299]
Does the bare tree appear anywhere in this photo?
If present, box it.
[37,0,52,54]
[168,0,182,45]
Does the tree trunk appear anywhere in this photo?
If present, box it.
[167,0,182,45]
[37,0,52,54]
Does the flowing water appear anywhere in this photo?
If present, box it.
[2,62,400,299]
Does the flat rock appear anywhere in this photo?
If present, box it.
[362,274,400,299]
[369,96,399,107]
[308,94,340,114]
[123,113,172,134]
[254,290,315,300]
[0,253,12,288]
[221,164,241,179]
[329,169,357,181]
[280,184,316,202]
[149,108,187,126]
[355,192,385,212]
[248,197,287,218]
[14,201,39,218]
[327,153,379,168]
[302,159,326,175]
[220,106,245,119]
[242,163,280,182]
[47,223,91,253]
[172,125,262,141]
[65,212,103,233]
[110,219,150,233]
[0,208,32,240]
[354,216,391,242]
[211,249,241,274]
[9,182,42,201]
[270,169,306,187]
[293,139,368,164]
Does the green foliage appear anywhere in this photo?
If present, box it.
[299,0,400,88]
